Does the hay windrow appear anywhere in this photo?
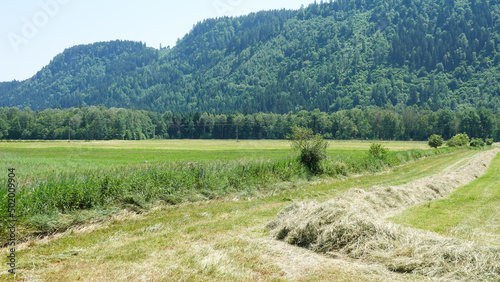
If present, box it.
[269,149,500,280]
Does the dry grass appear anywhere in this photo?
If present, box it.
[269,149,500,281]
[0,139,429,151]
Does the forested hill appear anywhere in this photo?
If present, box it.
[1,0,500,113]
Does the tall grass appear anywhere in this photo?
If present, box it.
[0,146,459,241]
[320,147,459,176]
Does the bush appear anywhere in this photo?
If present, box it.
[485,138,494,146]
[368,143,388,159]
[428,134,444,148]
[447,133,469,147]
[470,138,485,147]
[288,126,329,174]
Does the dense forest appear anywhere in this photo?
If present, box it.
[0,106,499,141]
[0,0,499,114]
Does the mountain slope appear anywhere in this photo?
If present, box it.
[2,41,159,110]
[1,0,499,113]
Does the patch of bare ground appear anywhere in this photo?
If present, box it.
[269,149,500,281]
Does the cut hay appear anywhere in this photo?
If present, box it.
[268,149,500,280]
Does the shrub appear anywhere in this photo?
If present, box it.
[368,143,388,159]
[470,138,485,147]
[447,133,469,147]
[288,126,329,174]
[428,134,444,148]
[485,138,494,146]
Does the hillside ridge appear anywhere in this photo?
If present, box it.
[1,0,499,113]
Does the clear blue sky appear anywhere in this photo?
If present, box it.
[1,0,318,82]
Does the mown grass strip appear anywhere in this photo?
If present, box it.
[269,149,500,281]
[390,151,500,245]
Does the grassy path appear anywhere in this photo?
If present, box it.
[1,149,483,281]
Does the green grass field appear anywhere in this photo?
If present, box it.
[0,139,430,188]
[0,140,497,281]
[0,139,428,168]
[0,140,463,238]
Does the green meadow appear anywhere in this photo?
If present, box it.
[0,139,428,182]
[0,140,494,281]
[0,140,438,239]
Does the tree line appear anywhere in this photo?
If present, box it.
[1,106,498,142]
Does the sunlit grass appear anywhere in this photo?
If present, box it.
[0,139,429,151]
[0,148,478,281]
[0,140,478,281]
[390,152,500,246]
[0,141,457,233]
[0,140,430,184]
